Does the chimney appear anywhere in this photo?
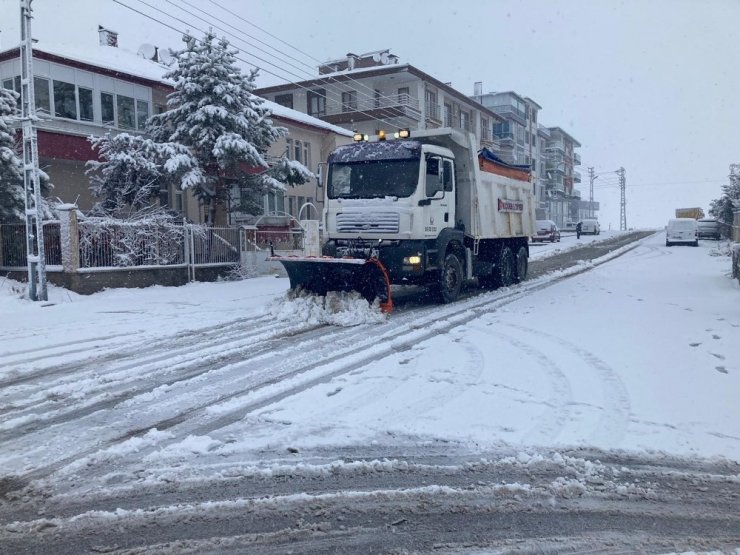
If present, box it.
[98,25,118,47]
[346,53,357,70]
[474,81,483,97]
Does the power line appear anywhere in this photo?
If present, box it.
[147,0,416,124]
[172,0,406,114]
[112,0,396,129]
[197,0,446,127]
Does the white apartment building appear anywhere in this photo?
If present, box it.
[255,49,506,154]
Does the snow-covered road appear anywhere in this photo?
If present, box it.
[1,231,738,553]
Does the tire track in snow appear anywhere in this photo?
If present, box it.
[501,322,632,445]
[4,234,648,486]
[0,314,278,389]
[482,327,574,445]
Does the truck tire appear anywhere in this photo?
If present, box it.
[494,246,516,288]
[436,253,463,303]
[514,246,528,283]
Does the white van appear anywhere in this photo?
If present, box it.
[580,219,600,235]
[665,218,698,247]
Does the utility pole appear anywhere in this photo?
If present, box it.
[588,166,597,218]
[618,166,627,231]
[20,0,47,301]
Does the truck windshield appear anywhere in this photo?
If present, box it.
[328,160,420,199]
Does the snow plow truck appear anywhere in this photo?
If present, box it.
[270,128,536,313]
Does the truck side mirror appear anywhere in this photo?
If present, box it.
[316,163,326,188]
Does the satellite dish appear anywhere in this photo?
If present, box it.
[372,53,381,62]
[137,43,157,60]
[158,47,175,65]
[380,52,389,64]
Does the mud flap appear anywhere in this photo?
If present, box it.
[269,256,393,313]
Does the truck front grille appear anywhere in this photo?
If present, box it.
[336,212,400,234]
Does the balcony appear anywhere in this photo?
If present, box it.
[546,139,565,152]
[574,170,582,183]
[425,104,441,124]
[489,104,526,123]
[493,131,515,145]
[323,93,421,125]
[572,189,581,199]
[573,152,582,166]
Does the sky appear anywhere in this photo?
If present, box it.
[0,0,738,229]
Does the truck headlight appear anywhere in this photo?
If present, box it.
[404,255,422,265]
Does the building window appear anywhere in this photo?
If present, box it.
[443,103,453,127]
[101,92,115,125]
[341,90,357,112]
[116,95,135,129]
[397,87,410,103]
[307,89,326,117]
[460,111,470,131]
[275,93,293,109]
[136,99,149,129]
[265,189,285,214]
[424,89,437,120]
[79,87,94,121]
[480,117,489,140]
[2,76,21,93]
[53,80,77,119]
[34,77,50,114]
[286,138,311,167]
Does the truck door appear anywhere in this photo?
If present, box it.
[423,156,455,238]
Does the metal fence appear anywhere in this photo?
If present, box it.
[2,220,306,274]
[189,226,240,265]
[78,221,186,268]
[0,222,61,267]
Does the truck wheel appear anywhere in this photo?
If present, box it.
[514,246,528,283]
[494,246,515,288]
[436,253,463,303]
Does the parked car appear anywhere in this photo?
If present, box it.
[697,218,721,240]
[562,220,578,231]
[533,219,561,242]
[666,218,699,246]
[580,219,601,235]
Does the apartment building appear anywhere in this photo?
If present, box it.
[475,90,543,206]
[254,49,506,153]
[541,126,581,227]
[0,27,351,227]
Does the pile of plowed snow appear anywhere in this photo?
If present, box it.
[268,288,387,327]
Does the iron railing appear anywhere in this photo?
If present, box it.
[0,222,61,267]
[78,221,186,268]
[189,226,240,265]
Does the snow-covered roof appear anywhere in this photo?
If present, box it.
[311,62,412,81]
[0,41,352,137]
[10,41,175,85]
[261,98,353,137]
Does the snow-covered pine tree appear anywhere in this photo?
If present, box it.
[0,88,53,222]
[0,88,25,223]
[709,164,740,226]
[147,31,311,225]
[87,133,202,217]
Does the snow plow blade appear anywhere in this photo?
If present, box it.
[269,256,393,313]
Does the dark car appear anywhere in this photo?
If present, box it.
[533,219,561,242]
[697,219,721,240]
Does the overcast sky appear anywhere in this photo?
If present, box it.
[1,0,738,228]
